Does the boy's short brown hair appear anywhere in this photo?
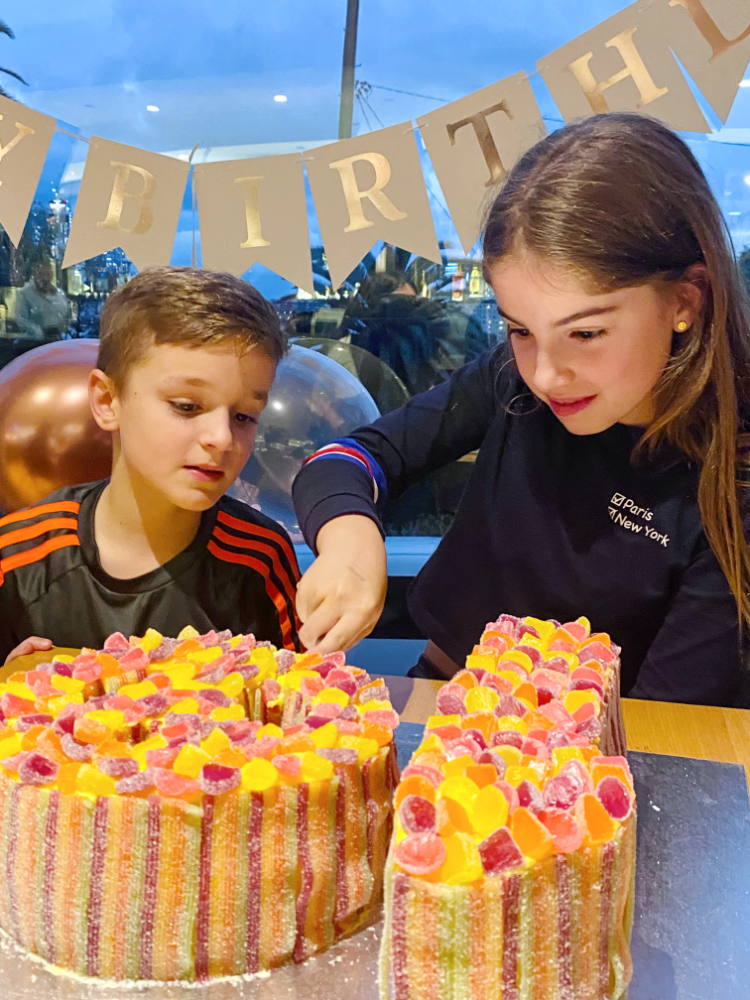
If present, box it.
[97,266,285,389]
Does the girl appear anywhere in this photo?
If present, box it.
[291,112,750,707]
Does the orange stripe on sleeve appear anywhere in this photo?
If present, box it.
[0,501,80,531]
[0,517,79,551]
[211,525,298,612]
[207,539,297,650]
[216,510,301,582]
[0,533,80,579]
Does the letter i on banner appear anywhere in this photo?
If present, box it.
[538,0,711,132]
[63,137,190,271]
[417,73,547,255]
[0,96,56,247]
[193,153,314,294]
[306,123,441,290]
[644,0,750,123]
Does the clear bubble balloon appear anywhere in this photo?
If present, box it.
[229,345,379,540]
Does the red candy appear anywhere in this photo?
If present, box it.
[542,773,581,811]
[596,776,633,821]
[477,827,524,876]
[394,833,446,876]
[18,752,59,786]
[200,763,241,795]
[399,795,437,835]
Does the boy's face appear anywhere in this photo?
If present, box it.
[101,341,277,511]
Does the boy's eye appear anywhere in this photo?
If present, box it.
[234,412,258,425]
[573,329,606,342]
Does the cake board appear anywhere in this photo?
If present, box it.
[0,724,748,1000]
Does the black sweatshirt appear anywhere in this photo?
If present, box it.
[0,480,301,659]
[292,347,745,706]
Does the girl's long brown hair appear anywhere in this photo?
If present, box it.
[482,112,750,628]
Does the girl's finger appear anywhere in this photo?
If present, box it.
[298,600,344,650]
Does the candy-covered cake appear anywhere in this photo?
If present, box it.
[0,627,399,981]
[380,614,636,1000]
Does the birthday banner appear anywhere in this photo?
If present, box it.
[0,0,749,283]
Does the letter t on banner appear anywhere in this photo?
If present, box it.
[538,0,711,132]
[306,123,441,290]
[63,137,190,271]
[193,152,314,294]
[417,72,546,255]
[0,96,57,248]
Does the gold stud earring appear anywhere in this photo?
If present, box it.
[676,320,688,332]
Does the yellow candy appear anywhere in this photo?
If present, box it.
[229,635,242,649]
[118,680,158,701]
[87,710,126,731]
[464,687,500,714]
[4,681,36,700]
[50,675,85,695]
[564,690,600,714]
[497,670,524,689]
[201,728,231,756]
[249,648,275,666]
[416,734,445,755]
[278,669,318,691]
[427,714,460,729]
[470,783,509,838]
[174,744,211,779]
[138,628,164,652]
[310,722,338,749]
[337,735,379,763]
[495,745,523,767]
[439,775,479,806]
[576,616,591,634]
[187,646,224,665]
[47,693,83,715]
[162,664,198,685]
[552,747,585,773]
[241,758,279,792]
[177,625,200,640]
[361,699,392,712]
[51,654,74,664]
[211,704,244,722]
[497,716,528,734]
[0,734,22,760]
[437,832,483,885]
[442,755,474,778]
[257,723,284,739]
[171,698,200,716]
[76,764,117,799]
[522,617,556,646]
[543,649,576,669]
[316,688,349,708]
[299,751,334,782]
[217,672,245,698]
[465,653,497,673]
[505,765,542,789]
[131,735,167,768]
[498,650,534,673]
[514,634,544,651]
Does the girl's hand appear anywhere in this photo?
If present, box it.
[296,515,387,654]
[4,636,53,665]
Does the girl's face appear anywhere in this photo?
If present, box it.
[489,252,697,435]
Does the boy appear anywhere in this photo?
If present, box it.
[0,266,300,663]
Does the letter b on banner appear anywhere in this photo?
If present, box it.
[97,161,157,236]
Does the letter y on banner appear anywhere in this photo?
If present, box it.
[194,152,314,294]
[306,123,441,290]
[63,137,190,271]
[539,0,711,131]
[0,96,56,247]
[417,73,546,254]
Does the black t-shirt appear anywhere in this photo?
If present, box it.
[292,348,745,706]
[0,480,301,659]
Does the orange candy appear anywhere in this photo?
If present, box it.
[73,717,108,746]
[20,726,45,751]
[465,764,499,789]
[513,682,539,709]
[460,712,495,742]
[576,793,617,845]
[56,762,82,794]
[276,735,316,755]
[214,748,249,769]
[362,722,393,747]
[96,738,132,758]
[523,711,556,732]
[36,730,67,764]
[171,639,202,657]
[437,796,474,836]
[97,653,122,679]
[394,775,436,811]
[591,763,633,791]
[294,653,323,670]
[510,806,554,861]
[452,672,476,692]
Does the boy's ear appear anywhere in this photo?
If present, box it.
[89,368,120,432]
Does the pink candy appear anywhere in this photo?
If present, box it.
[199,763,241,795]
[478,827,523,875]
[596,776,633,821]
[399,795,437,835]
[18,752,59,786]
[394,833,446,876]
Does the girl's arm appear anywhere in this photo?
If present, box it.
[627,542,745,706]
[292,348,511,652]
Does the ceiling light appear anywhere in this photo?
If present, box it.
[273,94,288,103]
[741,80,750,87]
[146,104,160,112]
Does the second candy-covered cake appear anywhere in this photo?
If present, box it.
[0,627,399,981]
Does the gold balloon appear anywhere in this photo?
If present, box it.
[0,340,112,513]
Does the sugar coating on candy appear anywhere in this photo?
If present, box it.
[18,751,59,786]
[596,775,633,820]
[399,795,437,835]
[478,826,524,875]
[395,833,446,876]
[97,757,139,778]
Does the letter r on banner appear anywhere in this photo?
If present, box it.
[568,26,668,113]
[669,0,750,61]
[234,176,271,248]
[328,152,407,233]
[446,100,513,186]
[97,161,157,236]
[0,117,34,186]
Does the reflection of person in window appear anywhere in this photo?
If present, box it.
[15,258,71,340]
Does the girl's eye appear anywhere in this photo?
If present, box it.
[170,400,199,414]
[508,327,531,339]
[573,329,605,342]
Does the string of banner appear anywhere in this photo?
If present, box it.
[0,0,747,292]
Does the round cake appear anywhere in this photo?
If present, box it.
[379,614,636,1000]
[0,627,399,981]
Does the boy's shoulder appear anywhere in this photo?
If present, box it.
[0,481,103,547]
[208,494,300,577]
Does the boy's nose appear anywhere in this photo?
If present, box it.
[201,411,234,452]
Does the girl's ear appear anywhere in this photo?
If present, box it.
[89,369,120,432]
[673,263,709,329]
